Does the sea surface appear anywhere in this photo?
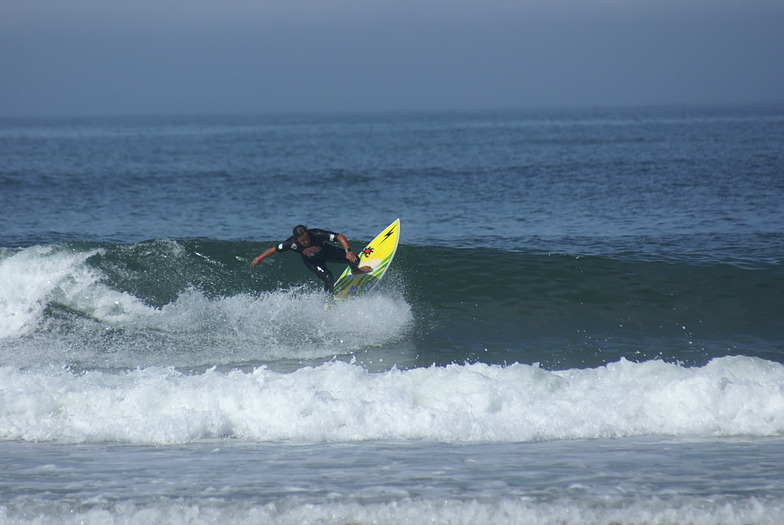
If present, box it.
[1,106,783,524]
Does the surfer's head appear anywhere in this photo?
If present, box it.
[293,225,310,245]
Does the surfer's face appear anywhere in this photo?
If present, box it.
[296,232,311,246]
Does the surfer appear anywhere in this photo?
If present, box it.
[251,225,371,293]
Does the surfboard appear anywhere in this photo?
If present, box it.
[333,219,400,300]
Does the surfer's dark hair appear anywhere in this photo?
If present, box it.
[293,225,308,237]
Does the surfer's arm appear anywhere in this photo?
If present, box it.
[250,247,278,267]
[336,234,358,263]
[337,233,371,273]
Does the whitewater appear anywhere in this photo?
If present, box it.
[3,356,784,445]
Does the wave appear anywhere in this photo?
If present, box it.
[1,356,782,445]
[2,240,782,370]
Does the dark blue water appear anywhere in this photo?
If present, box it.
[3,107,782,249]
[1,106,783,524]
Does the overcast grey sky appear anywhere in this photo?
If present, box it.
[1,0,782,117]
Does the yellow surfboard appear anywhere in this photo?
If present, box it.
[333,219,400,300]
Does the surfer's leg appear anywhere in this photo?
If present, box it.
[303,258,335,293]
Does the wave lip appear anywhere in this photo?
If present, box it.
[2,356,782,445]
[0,245,144,339]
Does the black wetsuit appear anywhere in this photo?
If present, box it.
[275,228,359,293]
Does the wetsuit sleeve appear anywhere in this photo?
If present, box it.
[275,237,295,253]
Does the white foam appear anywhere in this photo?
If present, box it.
[1,356,782,445]
[112,288,414,364]
[1,495,782,525]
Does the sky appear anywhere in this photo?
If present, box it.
[1,0,783,117]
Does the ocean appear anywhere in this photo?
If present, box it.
[1,106,783,524]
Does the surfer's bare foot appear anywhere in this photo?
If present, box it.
[352,265,372,274]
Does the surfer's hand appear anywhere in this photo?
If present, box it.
[345,250,358,263]
[250,256,262,267]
